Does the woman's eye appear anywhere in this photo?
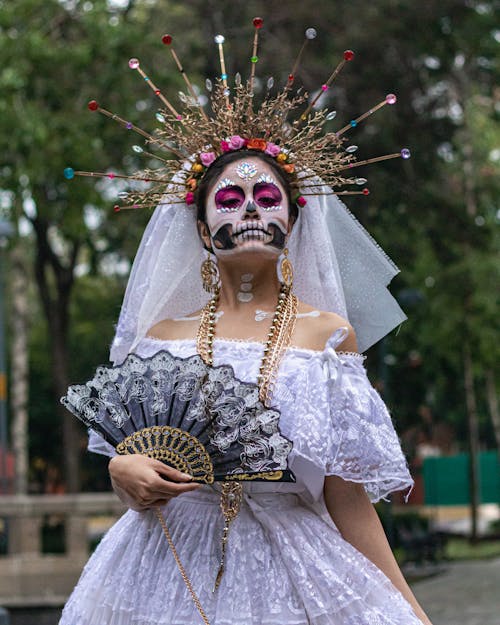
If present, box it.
[215,189,244,211]
[254,183,282,209]
[257,196,277,207]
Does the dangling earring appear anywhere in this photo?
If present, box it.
[201,253,221,294]
[280,248,293,289]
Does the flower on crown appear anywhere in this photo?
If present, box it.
[64,18,410,213]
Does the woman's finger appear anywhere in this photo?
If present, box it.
[150,459,193,482]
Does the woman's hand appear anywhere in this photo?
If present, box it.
[108,455,200,511]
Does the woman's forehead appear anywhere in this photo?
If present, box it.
[212,157,284,189]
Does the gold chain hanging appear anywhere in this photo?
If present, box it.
[154,506,211,625]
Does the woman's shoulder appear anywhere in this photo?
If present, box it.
[147,314,200,341]
[294,302,359,353]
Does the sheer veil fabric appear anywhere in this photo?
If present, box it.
[110,180,406,364]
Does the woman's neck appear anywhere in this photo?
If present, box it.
[216,256,281,312]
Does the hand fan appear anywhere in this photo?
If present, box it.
[61,349,295,483]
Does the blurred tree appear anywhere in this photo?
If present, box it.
[0,0,199,490]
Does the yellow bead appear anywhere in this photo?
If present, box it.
[276,153,287,163]
[192,163,203,173]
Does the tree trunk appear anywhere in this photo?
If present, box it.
[485,369,500,460]
[10,244,30,494]
[31,214,81,493]
[463,341,480,542]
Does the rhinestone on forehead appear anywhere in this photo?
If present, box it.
[256,173,276,184]
[236,161,258,180]
[215,177,236,192]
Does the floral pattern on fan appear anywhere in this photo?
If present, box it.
[61,350,295,483]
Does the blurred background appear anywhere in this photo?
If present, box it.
[0,0,498,623]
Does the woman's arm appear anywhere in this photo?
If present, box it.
[324,475,433,625]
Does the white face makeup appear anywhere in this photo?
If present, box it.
[204,157,290,257]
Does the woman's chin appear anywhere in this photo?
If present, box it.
[216,240,282,261]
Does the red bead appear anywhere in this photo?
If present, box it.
[343,50,354,61]
[253,17,264,28]
[362,188,370,195]
[288,74,294,83]
[296,196,307,207]
[162,34,172,45]
[155,89,160,95]
[113,205,120,212]
[108,173,115,179]
[87,100,99,111]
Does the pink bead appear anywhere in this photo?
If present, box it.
[128,58,140,69]
[176,115,183,121]
[296,196,307,207]
[321,84,329,92]
[108,173,115,179]
[386,93,397,105]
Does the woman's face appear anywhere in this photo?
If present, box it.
[199,156,291,259]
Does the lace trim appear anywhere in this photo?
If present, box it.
[142,335,364,359]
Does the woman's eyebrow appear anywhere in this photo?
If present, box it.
[215,177,239,192]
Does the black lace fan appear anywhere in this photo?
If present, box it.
[61,349,295,484]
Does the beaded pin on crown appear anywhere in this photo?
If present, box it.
[63,17,411,212]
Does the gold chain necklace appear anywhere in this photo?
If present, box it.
[197,282,298,406]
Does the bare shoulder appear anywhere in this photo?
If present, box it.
[294,301,359,353]
[147,312,201,341]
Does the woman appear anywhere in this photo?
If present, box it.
[60,145,433,624]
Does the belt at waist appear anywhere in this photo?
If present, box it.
[176,487,303,510]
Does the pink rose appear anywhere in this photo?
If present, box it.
[228,135,246,150]
[265,142,281,157]
[220,140,230,152]
[200,152,216,167]
[185,191,195,205]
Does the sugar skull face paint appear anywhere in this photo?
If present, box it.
[204,157,290,257]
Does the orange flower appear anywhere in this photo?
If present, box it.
[186,178,197,190]
[282,163,295,174]
[247,138,267,151]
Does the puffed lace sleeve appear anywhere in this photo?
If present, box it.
[316,329,413,502]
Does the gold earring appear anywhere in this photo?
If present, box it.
[201,254,221,294]
[280,248,293,289]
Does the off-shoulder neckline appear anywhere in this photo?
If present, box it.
[141,335,365,360]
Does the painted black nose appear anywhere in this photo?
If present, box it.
[244,200,257,215]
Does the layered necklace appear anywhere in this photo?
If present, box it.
[196,282,298,407]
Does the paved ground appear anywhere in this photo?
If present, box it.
[411,557,500,625]
[5,558,500,625]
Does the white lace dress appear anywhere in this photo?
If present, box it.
[59,329,422,625]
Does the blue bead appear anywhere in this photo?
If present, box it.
[350,120,358,127]
[221,73,228,80]
[144,76,149,81]
[64,167,74,180]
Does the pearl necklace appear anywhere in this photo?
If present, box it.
[196,283,298,406]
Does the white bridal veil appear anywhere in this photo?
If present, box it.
[109,181,406,364]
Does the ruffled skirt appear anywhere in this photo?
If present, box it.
[59,489,422,625]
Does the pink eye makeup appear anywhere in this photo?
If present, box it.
[215,187,245,212]
[253,183,283,211]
